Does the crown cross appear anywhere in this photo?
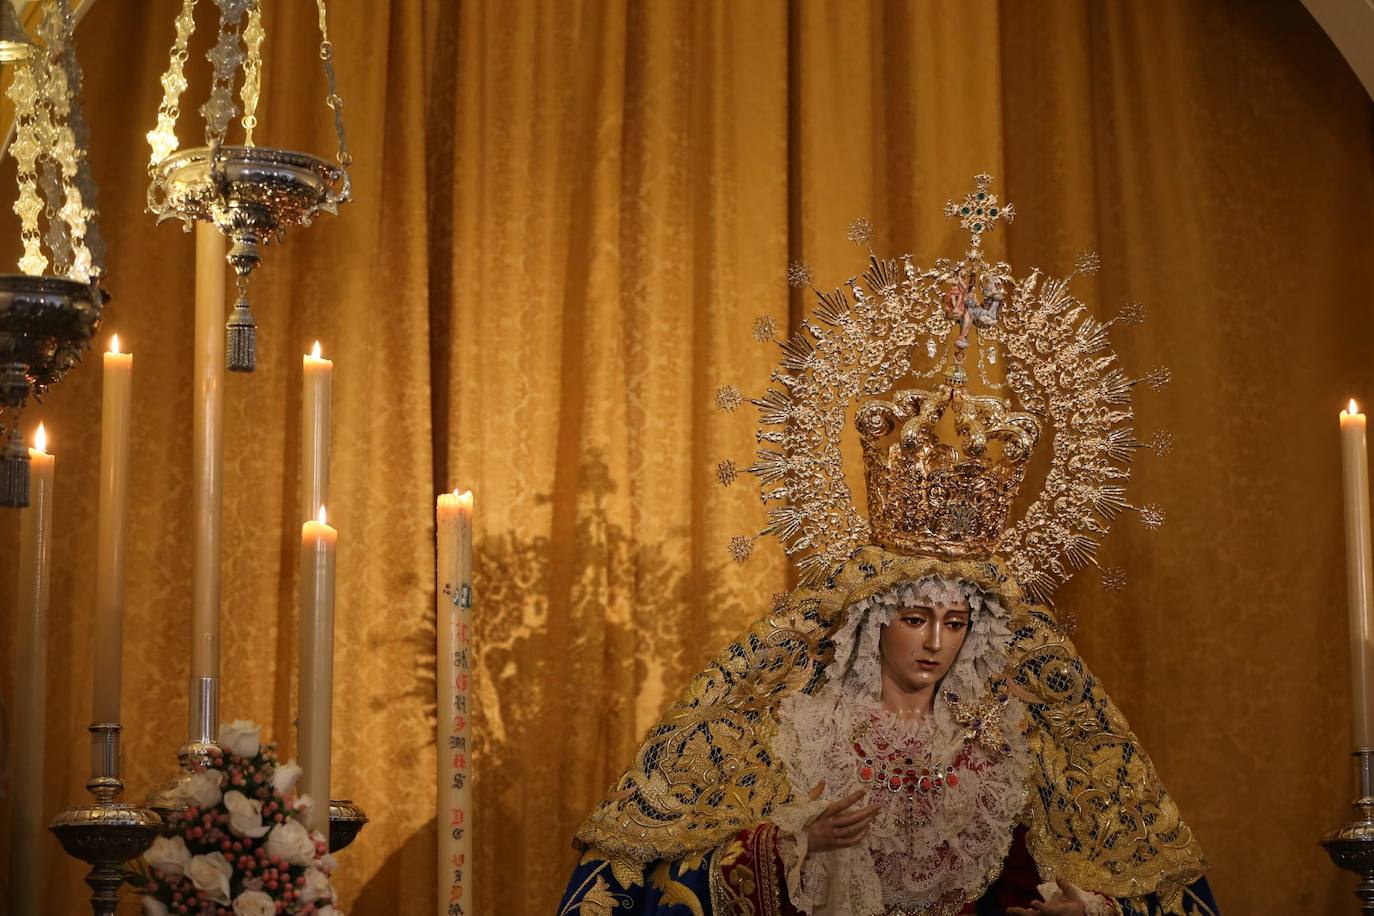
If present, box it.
[943,173,1015,252]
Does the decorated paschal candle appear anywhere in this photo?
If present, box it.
[436,489,474,916]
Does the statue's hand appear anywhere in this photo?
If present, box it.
[803,782,882,854]
[1007,877,1093,916]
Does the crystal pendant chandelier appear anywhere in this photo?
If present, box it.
[0,0,105,508]
[146,0,352,373]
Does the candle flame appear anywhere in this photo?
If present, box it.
[110,333,121,355]
[311,340,322,359]
[1351,399,1361,416]
[34,422,46,453]
[317,505,328,525]
[458,490,473,509]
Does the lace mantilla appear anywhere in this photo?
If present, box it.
[773,579,1030,916]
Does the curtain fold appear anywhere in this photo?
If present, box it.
[0,2,1369,913]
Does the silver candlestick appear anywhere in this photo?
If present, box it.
[49,723,162,916]
[146,675,221,819]
[1323,748,1374,912]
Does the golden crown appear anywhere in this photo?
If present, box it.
[857,382,1039,560]
[716,175,1171,604]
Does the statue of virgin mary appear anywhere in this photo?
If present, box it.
[559,178,1219,916]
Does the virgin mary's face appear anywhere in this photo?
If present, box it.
[878,597,971,693]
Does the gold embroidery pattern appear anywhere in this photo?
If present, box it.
[558,863,634,916]
[710,824,787,916]
[649,860,707,916]
[1010,611,1207,898]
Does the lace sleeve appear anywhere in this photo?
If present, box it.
[768,796,829,903]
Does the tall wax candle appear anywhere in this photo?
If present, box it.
[9,424,53,916]
[299,505,337,835]
[1341,399,1374,749]
[93,336,133,725]
[301,341,332,525]
[192,223,225,688]
[436,489,473,916]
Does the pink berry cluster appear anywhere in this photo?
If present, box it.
[137,741,335,915]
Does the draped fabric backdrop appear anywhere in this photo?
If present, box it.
[0,1,1369,913]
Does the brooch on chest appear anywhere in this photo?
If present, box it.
[945,677,1015,758]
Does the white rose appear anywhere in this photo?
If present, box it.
[186,851,232,904]
[176,768,224,809]
[232,889,276,916]
[317,908,341,916]
[299,865,334,903]
[271,761,302,796]
[223,789,270,839]
[265,819,317,866]
[143,835,191,877]
[219,720,262,758]
[142,896,169,916]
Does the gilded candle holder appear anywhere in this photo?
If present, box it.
[1322,748,1374,912]
[49,723,162,916]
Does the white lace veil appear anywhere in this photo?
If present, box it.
[819,575,1016,731]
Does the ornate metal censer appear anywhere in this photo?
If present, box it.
[0,0,105,507]
[146,0,352,372]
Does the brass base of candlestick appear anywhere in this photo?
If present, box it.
[50,724,162,916]
[1323,749,1374,913]
[329,798,369,852]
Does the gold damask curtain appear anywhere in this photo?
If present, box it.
[0,1,1370,913]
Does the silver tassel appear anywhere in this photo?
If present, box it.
[0,428,30,508]
[226,293,256,373]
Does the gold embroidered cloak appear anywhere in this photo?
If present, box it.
[574,547,1208,902]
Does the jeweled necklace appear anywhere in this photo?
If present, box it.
[851,713,960,797]
[853,678,1015,796]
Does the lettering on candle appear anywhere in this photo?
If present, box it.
[437,489,474,915]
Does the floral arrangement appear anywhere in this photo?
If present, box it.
[135,720,341,916]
